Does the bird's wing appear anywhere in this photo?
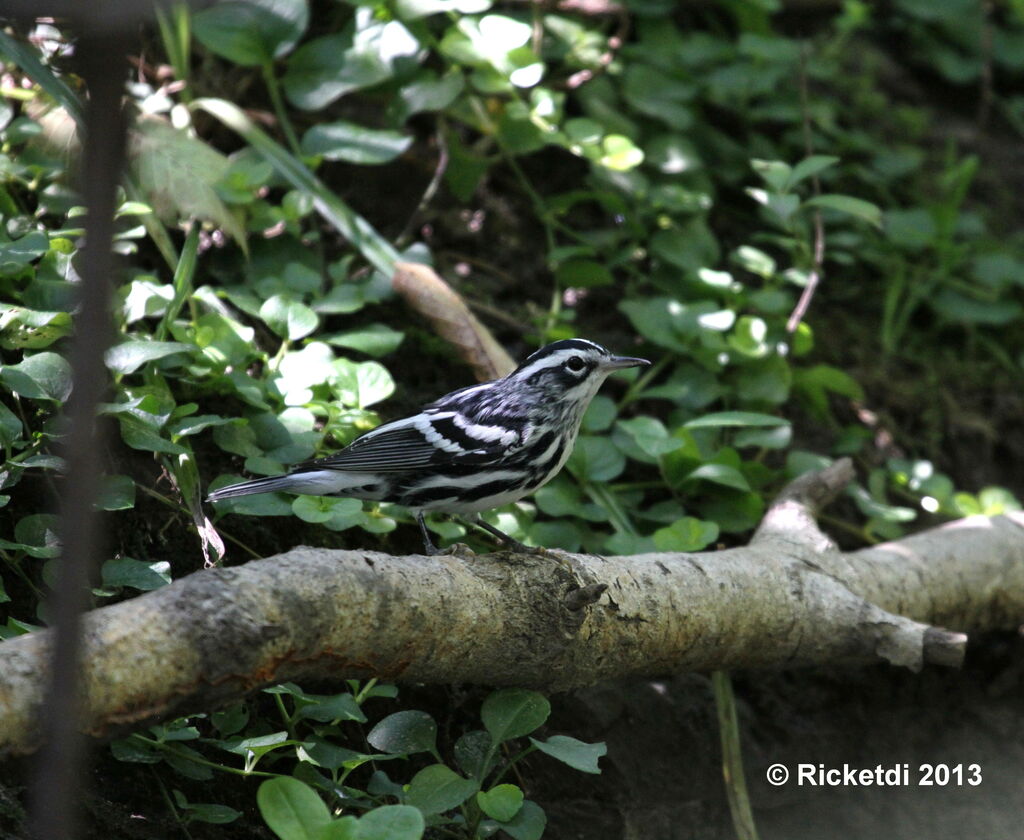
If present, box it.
[293,413,522,474]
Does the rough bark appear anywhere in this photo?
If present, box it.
[2,461,1023,756]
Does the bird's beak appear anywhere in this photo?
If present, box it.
[602,354,650,371]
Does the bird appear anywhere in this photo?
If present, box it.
[207,338,650,554]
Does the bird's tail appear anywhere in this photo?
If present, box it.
[207,474,307,502]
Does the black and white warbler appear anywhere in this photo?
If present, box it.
[207,338,649,554]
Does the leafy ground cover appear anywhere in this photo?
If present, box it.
[1,1,1023,837]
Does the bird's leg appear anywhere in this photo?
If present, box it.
[464,515,545,556]
[417,512,442,556]
[418,512,475,557]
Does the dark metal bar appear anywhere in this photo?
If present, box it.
[28,31,130,840]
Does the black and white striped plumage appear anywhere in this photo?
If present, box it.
[207,339,649,553]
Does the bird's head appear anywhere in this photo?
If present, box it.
[508,339,649,410]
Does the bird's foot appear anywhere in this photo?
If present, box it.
[427,541,477,558]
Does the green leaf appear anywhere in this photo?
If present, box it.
[931,290,1022,325]
[355,805,424,840]
[283,33,388,109]
[301,121,412,165]
[975,486,1021,515]
[118,416,189,456]
[476,784,524,822]
[132,120,246,247]
[257,777,331,840]
[751,159,792,192]
[554,259,613,288]
[652,517,719,552]
[105,340,193,374]
[96,475,136,511]
[294,692,366,724]
[598,134,644,170]
[685,463,751,492]
[684,412,788,429]
[615,417,684,458]
[179,801,242,825]
[528,735,606,774]
[366,710,437,755]
[110,735,162,764]
[405,764,478,815]
[494,800,546,840]
[394,69,465,120]
[322,325,404,358]
[195,98,400,277]
[0,400,23,446]
[168,414,238,437]
[282,12,417,109]
[803,193,882,228]
[649,220,719,274]
[454,730,494,780]
[728,315,769,358]
[481,688,550,742]
[0,231,48,275]
[0,305,72,349]
[260,295,319,340]
[567,436,625,482]
[786,154,839,189]
[333,359,395,409]
[293,496,351,525]
[393,0,492,19]
[194,0,309,65]
[0,351,72,401]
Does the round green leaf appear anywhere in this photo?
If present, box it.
[355,805,424,840]
[652,517,720,552]
[481,688,550,742]
[494,800,546,840]
[95,474,136,511]
[260,295,319,340]
[454,730,494,780]
[194,0,309,66]
[257,776,331,840]
[406,764,478,815]
[476,784,524,822]
[366,710,437,755]
[616,417,684,458]
[0,351,72,401]
[567,436,625,482]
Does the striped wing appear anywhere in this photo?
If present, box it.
[294,413,521,475]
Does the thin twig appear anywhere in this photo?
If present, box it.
[786,43,827,334]
[396,122,450,249]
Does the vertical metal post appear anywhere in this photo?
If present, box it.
[28,31,130,840]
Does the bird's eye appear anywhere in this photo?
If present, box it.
[565,356,586,372]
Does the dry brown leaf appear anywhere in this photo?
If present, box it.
[392,261,515,381]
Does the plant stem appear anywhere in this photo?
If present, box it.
[712,671,760,840]
[262,61,303,159]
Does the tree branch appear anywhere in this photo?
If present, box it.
[2,462,1022,755]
